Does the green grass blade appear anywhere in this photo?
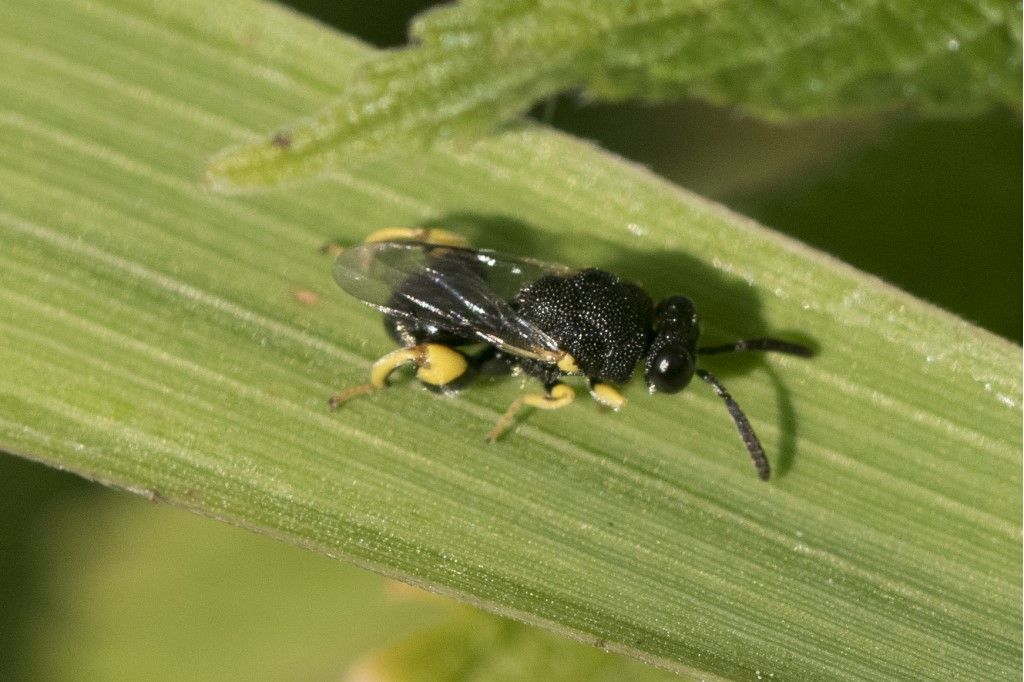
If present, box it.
[0,1,1020,679]
[206,0,1023,188]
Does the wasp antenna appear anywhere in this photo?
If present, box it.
[695,369,770,480]
[698,337,813,357]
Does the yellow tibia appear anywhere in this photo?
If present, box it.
[369,347,423,387]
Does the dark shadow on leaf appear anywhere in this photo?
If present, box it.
[766,365,798,478]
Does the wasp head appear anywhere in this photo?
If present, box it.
[645,296,700,394]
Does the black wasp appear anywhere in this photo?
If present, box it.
[330,228,813,480]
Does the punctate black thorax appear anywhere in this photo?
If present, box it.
[514,269,653,383]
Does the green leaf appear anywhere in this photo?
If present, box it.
[205,0,1023,188]
[1,1,1020,680]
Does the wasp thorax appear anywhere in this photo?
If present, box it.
[514,269,654,384]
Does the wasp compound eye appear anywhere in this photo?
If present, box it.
[646,345,695,394]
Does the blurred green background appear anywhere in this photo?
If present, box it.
[2,2,1019,680]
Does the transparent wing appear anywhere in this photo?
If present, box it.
[332,241,572,362]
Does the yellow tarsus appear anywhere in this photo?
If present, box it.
[328,383,378,409]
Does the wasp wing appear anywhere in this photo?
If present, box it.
[332,241,572,362]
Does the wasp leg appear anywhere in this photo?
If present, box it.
[588,380,627,411]
[486,383,575,442]
[318,241,345,258]
[363,227,469,247]
[320,228,469,259]
[329,347,420,409]
[412,344,470,388]
[329,343,470,408]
